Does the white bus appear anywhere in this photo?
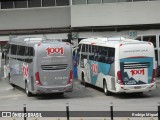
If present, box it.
[77,37,156,95]
[7,37,73,96]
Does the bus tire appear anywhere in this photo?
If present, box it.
[103,80,111,96]
[25,82,32,97]
[8,73,15,88]
[82,72,87,87]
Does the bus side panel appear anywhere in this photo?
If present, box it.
[9,58,25,88]
[85,60,116,90]
[9,58,19,86]
[24,61,35,93]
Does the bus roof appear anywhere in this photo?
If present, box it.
[79,37,150,47]
[8,37,67,46]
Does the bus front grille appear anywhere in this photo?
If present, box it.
[41,64,68,70]
[123,62,150,69]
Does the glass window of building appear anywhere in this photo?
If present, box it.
[159,35,160,47]
[14,0,27,8]
[87,0,101,4]
[42,0,55,7]
[103,0,117,3]
[135,36,142,41]
[28,0,41,8]
[118,0,132,2]
[155,50,158,63]
[72,0,86,5]
[1,0,14,9]
[56,0,69,6]
[133,0,148,1]
[143,35,156,48]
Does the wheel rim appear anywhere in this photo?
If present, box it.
[82,74,84,82]
[104,82,107,93]
[25,84,29,94]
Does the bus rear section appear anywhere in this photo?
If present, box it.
[33,42,73,94]
[116,42,156,93]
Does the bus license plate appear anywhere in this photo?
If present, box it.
[134,86,141,89]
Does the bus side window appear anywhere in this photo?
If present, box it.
[93,46,98,61]
[108,48,115,64]
[24,47,29,63]
[18,45,25,56]
[25,47,29,56]
[81,44,87,59]
[29,47,34,56]
[24,47,34,63]
[11,44,18,55]
[28,47,34,63]
[102,47,109,64]
[98,47,105,63]
[16,45,25,62]
[88,45,94,60]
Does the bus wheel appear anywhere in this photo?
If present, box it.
[103,80,111,96]
[25,82,32,97]
[8,74,15,88]
[82,73,87,87]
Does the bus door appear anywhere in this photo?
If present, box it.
[77,44,81,80]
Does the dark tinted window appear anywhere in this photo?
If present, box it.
[18,46,25,56]
[15,0,27,8]
[81,44,87,60]
[103,0,117,3]
[88,45,115,64]
[118,0,132,2]
[88,0,101,4]
[135,36,142,41]
[11,45,18,55]
[72,0,86,5]
[56,0,69,6]
[29,47,34,56]
[155,50,158,62]
[143,35,156,48]
[82,44,85,52]
[77,44,82,66]
[88,45,92,53]
[78,44,82,53]
[42,0,55,7]
[133,0,148,1]
[25,47,34,56]
[28,0,41,7]
[1,0,14,9]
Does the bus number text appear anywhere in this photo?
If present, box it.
[46,47,64,55]
[91,64,98,75]
[130,69,144,76]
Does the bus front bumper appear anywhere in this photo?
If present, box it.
[33,84,73,94]
[116,83,156,93]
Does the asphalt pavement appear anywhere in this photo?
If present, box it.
[1,59,160,120]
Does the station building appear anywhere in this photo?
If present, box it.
[0,0,160,70]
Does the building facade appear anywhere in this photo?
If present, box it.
[0,0,160,68]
